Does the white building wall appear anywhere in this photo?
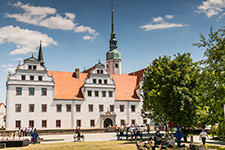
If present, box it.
[0,104,6,128]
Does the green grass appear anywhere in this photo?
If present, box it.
[5,141,137,150]
[206,145,225,150]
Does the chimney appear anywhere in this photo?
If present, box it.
[75,68,80,79]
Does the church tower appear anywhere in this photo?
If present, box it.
[106,6,121,75]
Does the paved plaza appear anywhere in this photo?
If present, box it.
[34,132,225,147]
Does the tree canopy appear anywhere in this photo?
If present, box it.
[142,53,201,128]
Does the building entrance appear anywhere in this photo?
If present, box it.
[104,118,113,128]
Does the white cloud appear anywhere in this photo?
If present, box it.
[153,16,163,22]
[0,25,57,55]
[39,15,75,30]
[197,0,225,17]
[65,12,76,20]
[165,15,174,19]
[14,57,23,61]
[140,22,187,31]
[0,64,16,72]
[6,1,98,40]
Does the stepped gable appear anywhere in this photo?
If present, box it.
[48,71,140,101]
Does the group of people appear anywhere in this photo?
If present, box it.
[18,127,35,137]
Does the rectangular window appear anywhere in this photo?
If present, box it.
[120,105,124,112]
[42,104,47,112]
[93,79,96,84]
[33,66,37,70]
[29,104,34,112]
[98,79,102,84]
[90,120,95,127]
[29,120,34,128]
[97,70,100,74]
[16,87,22,95]
[28,65,32,70]
[42,120,47,128]
[66,104,71,112]
[56,104,62,112]
[77,120,81,127]
[88,90,92,97]
[29,87,35,96]
[89,104,93,112]
[76,104,81,112]
[115,64,119,68]
[120,120,125,126]
[15,104,21,112]
[104,79,107,84]
[131,119,136,125]
[41,88,47,96]
[102,91,106,97]
[21,75,26,80]
[30,76,34,80]
[131,105,136,112]
[101,70,103,74]
[15,120,21,128]
[38,76,43,81]
[99,105,104,112]
[108,91,113,97]
[56,120,61,127]
[110,105,114,112]
[95,91,99,97]
[143,119,147,124]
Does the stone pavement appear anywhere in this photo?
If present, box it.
[18,132,225,147]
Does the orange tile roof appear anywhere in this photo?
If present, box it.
[48,71,88,100]
[48,71,141,101]
[129,68,146,89]
[111,74,140,101]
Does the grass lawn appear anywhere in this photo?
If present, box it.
[5,141,137,150]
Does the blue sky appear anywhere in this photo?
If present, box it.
[0,0,224,103]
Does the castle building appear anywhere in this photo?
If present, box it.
[5,8,149,130]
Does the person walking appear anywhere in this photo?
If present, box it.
[199,129,208,145]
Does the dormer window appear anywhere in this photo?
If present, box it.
[99,79,102,84]
[30,76,34,80]
[33,66,37,70]
[21,75,26,80]
[104,80,107,84]
[38,76,42,81]
[93,79,96,84]
[28,65,32,70]
[97,70,103,74]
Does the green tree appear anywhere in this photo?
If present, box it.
[142,53,201,138]
[194,27,225,137]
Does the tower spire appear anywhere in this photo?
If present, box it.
[38,40,44,66]
[109,3,117,51]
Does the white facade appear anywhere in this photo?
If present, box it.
[5,57,149,130]
[0,103,6,128]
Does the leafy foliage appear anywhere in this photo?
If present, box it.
[194,27,225,125]
[142,53,201,128]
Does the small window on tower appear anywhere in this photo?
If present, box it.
[115,64,119,68]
